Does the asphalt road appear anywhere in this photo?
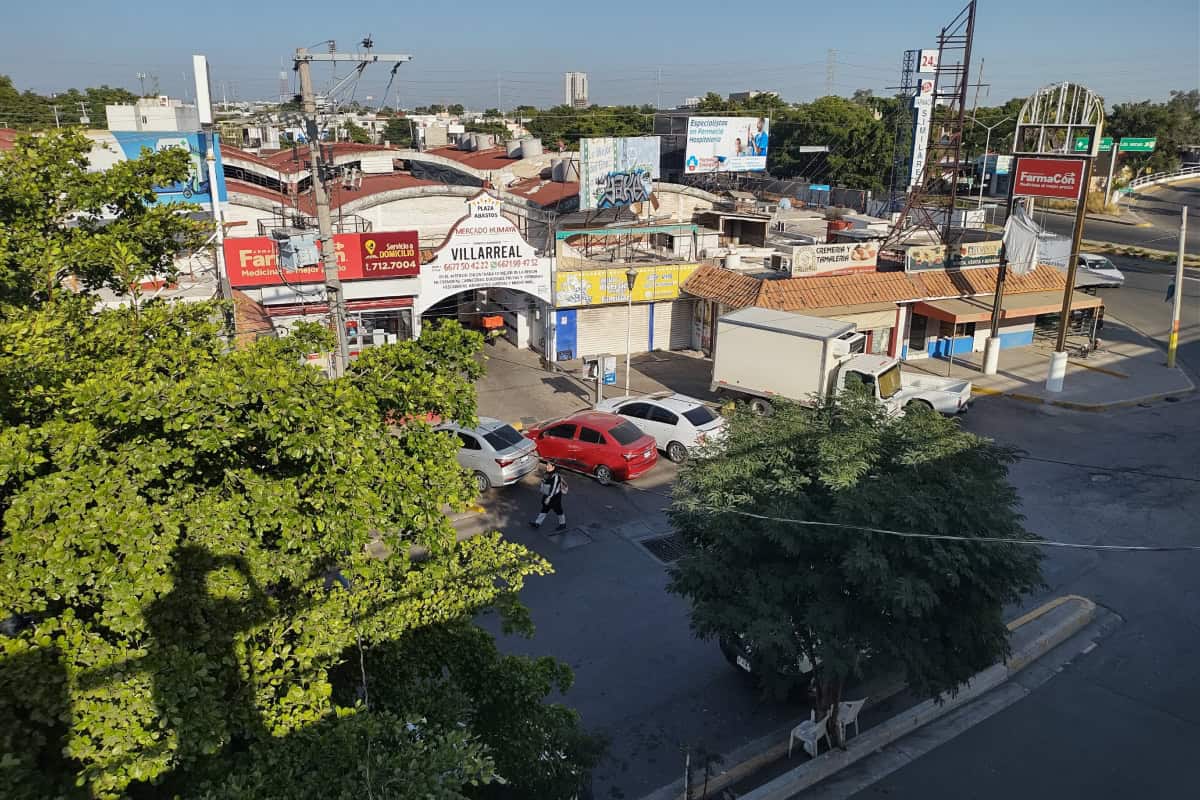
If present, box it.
[1022,177,1200,252]
[849,394,1200,800]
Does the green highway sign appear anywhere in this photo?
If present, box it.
[1118,137,1157,153]
[1073,136,1113,153]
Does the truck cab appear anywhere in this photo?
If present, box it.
[833,354,906,415]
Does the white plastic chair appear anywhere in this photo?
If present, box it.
[788,710,830,758]
[837,697,867,742]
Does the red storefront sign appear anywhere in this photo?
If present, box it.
[224,231,419,288]
[1012,157,1086,200]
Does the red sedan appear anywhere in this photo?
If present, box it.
[525,411,659,485]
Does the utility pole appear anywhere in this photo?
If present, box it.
[293,45,413,378]
[51,105,61,128]
[656,66,662,110]
[136,72,147,96]
[77,101,90,126]
[496,73,502,114]
[825,49,836,96]
[1104,141,1119,208]
[1168,205,1188,369]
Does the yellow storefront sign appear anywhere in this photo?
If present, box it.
[555,264,699,307]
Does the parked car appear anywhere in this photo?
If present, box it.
[719,634,814,693]
[524,411,659,485]
[594,392,726,462]
[435,417,539,492]
[1075,253,1125,289]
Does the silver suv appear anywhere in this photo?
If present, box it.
[436,417,538,492]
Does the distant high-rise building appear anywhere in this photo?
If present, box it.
[564,72,588,109]
[728,90,779,104]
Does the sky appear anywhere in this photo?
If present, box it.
[1,0,1197,118]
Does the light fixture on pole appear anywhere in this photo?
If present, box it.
[624,266,638,396]
[966,115,1012,207]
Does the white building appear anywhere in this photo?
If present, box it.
[564,72,588,109]
[105,96,200,132]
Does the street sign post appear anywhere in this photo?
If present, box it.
[1118,137,1157,153]
[1074,136,1113,153]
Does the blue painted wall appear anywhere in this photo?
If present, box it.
[555,309,577,361]
[927,336,975,358]
[998,328,1035,348]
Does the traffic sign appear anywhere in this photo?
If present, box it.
[1073,136,1113,153]
[1119,137,1157,153]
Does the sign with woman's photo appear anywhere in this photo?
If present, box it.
[684,116,769,173]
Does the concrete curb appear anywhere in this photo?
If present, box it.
[636,596,1097,800]
[975,382,1195,412]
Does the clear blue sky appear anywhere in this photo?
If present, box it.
[2,0,1196,113]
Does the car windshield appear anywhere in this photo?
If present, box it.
[609,421,645,446]
[483,425,526,451]
[683,405,717,426]
[877,365,902,399]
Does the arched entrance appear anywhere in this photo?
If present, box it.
[420,287,548,352]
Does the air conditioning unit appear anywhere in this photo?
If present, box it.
[769,253,789,271]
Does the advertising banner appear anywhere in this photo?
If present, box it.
[1012,156,1085,200]
[684,117,769,174]
[905,239,1002,272]
[909,96,934,188]
[224,230,419,288]
[790,242,878,276]
[417,192,552,313]
[918,49,940,73]
[110,131,227,205]
[578,137,660,210]
[555,264,699,307]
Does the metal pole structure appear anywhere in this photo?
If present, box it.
[296,48,351,377]
[1168,205,1188,369]
[982,170,1018,375]
[977,125,991,207]
[624,267,638,396]
[193,55,231,302]
[1046,156,1096,391]
[1104,144,1118,208]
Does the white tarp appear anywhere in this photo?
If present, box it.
[1002,204,1041,276]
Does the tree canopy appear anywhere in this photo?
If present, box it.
[0,129,600,799]
[668,396,1044,737]
[0,75,138,131]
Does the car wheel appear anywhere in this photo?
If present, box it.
[594,465,613,486]
[905,399,934,414]
[748,397,773,416]
[473,471,492,493]
[666,441,688,463]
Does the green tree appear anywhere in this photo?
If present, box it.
[0,133,600,799]
[1107,89,1200,173]
[0,129,207,306]
[667,395,1043,743]
[466,120,509,138]
[383,116,413,147]
[770,96,893,189]
[343,120,372,143]
[0,75,137,130]
[448,103,465,116]
[696,92,731,112]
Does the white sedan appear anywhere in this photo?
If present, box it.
[595,392,726,462]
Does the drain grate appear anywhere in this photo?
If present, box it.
[640,532,688,564]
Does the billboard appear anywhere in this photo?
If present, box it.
[110,131,227,205]
[224,230,420,288]
[684,116,769,174]
[909,96,934,188]
[1012,156,1085,200]
[554,264,699,307]
[789,242,878,276]
[578,137,660,210]
[417,192,553,314]
[918,49,940,73]
[905,240,1002,272]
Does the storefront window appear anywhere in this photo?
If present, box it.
[352,309,414,342]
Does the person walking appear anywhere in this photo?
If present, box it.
[530,461,567,531]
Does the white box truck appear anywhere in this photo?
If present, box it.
[710,307,971,415]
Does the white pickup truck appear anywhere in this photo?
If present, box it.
[710,308,972,416]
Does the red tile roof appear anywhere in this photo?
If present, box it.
[682,263,1070,313]
[225,172,439,215]
[504,176,578,208]
[426,145,516,172]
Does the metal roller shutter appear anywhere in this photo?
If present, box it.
[653,301,673,351]
[669,299,695,349]
[575,304,652,357]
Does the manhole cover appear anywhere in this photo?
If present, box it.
[640,532,688,564]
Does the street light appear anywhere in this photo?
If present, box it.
[624,266,638,396]
[967,115,1013,208]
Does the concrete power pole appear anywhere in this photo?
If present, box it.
[1167,205,1188,369]
[293,46,413,378]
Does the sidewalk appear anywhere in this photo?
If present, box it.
[906,318,1194,411]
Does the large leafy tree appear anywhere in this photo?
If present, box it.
[0,129,207,306]
[668,396,1043,741]
[0,133,599,798]
[1107,89,1200,174]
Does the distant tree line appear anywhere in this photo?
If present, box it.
[0,75,137,130]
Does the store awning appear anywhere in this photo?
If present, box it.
[913,290,1102,324]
